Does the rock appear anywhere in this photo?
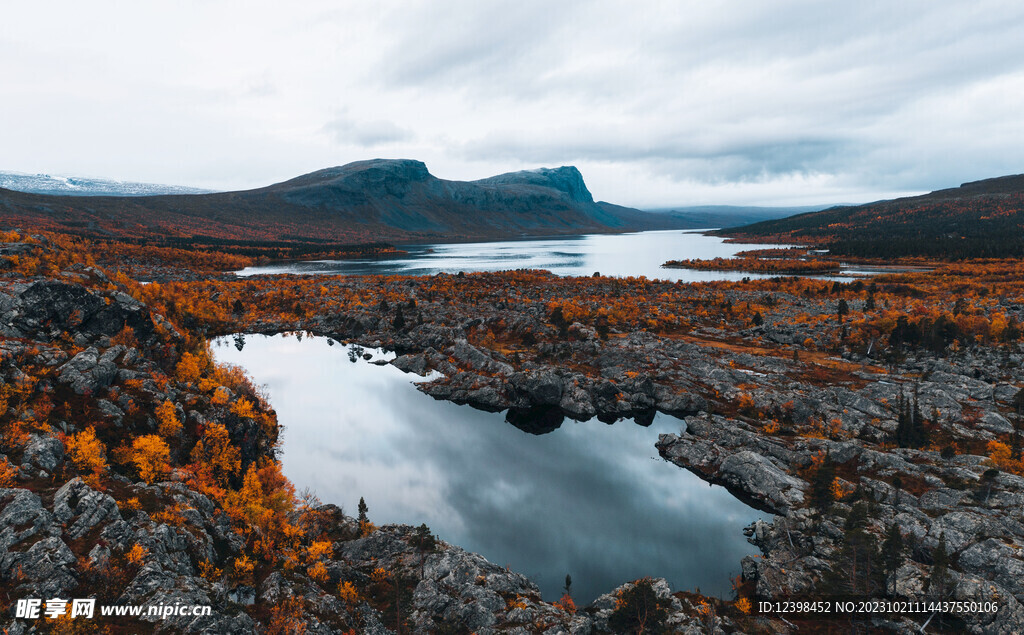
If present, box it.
[392,353,428,375]
[57,346,118,394]
[22,433,64,472]
[980,411,1015,434]
[513,370,564,406]
[52,478,122,540]
[958,538,1024,599]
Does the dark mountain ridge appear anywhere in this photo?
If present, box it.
[0,159,687,245]
[719,173,1024,259]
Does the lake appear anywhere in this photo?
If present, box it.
[211,333,766,603]
[238,229,832,282]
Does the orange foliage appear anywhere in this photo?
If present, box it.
[0,457,17,487]
[65,426,108,477]
[131,434,171,483]
[189,422,241,487]
[125,544,148,565]
[155,399,182,437]
[231,397,257,419]
[175,351,204,383]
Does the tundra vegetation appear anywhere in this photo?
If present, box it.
[1,223,1024,633]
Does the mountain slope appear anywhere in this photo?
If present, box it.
[646,204,828,229]
[719,174,1024,258]
[0,159,687,245]
[0,170,213,196]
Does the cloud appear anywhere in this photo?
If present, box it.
[323,113,414,147]
[2,1,1024,205]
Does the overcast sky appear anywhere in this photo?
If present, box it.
[2,1,1024,207]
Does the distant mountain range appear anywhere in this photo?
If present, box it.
[0,160,715,245]
[646,204,831,228]
[0,171,213,197]
[720,174,1024,258]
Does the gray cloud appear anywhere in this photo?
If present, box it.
[2,1,1024,205]
[323,113,414,147]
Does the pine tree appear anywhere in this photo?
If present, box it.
[880,523,904,594]
[810,452,836,512]
[927,533,950,599]
[358,497,369,528]
[837,299,849,321]
[826,501,882,596]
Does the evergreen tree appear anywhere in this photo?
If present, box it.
[358,497,369,528]
[837,298,849,321]
[810,452,836,512]
[392,305,406,330]
[825,502,882,596]
[880,523,904,593]
[927,533,951,599]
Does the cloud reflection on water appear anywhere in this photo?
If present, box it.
[212,333,765,602]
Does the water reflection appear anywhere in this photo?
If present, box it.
[211,333,766,602]
[238,230,844,282]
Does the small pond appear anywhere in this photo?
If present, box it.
[212,333,766,602]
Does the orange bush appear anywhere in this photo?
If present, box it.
[131,435,171,483]
[65,426,108,477]
[155,399,182,437]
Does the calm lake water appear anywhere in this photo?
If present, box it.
[211,333,765,603]
[238,230,821,282]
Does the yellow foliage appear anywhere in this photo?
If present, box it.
[307,560,328,584]
[131,434,170,483]
[155,399,182,437]
[338,580,360,604]
[210,386,230,405]
[508,594,529,611]
[199,560,222,582]
[306,540,333,563]
[736,597,752,614]
[554,593,576,614]
[66,426,107,476]
[233,554,255,583]
[190,422,241,486]
[126,544,148,565]
[231,397,256,418]
[175,351,204,383]
[0,457,17,487]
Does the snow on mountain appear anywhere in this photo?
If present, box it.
[0,171,214,196]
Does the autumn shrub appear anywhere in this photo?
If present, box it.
[189,422,241,487]
[65,426,108,477]
[232,554,255,584]
[0,457,17,487]
[155,399,182,437]
[131,435,171,483]
[175,351,205,383]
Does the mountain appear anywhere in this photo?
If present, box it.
[0,170,213,197]
[718,174,1024,258]
[644,204,828,229]
[0,159,688,245]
